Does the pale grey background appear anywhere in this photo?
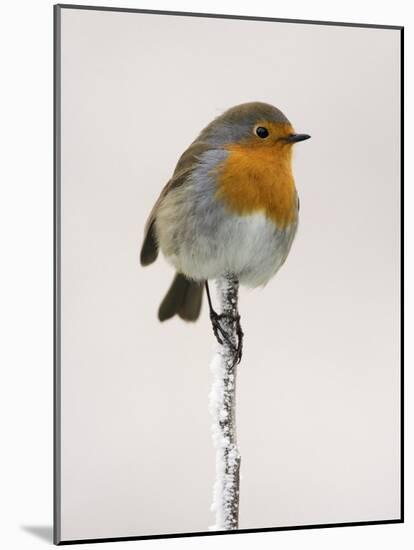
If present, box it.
[59,7,401,541]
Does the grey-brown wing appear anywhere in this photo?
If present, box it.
[140,219,159,266]
[140,141,212,266]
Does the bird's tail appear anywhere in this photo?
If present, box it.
[158,273,203,322]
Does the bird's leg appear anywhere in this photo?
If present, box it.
[205,281,233,348]
[205,281,244,368]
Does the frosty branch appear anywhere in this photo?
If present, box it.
[208,275,242,530]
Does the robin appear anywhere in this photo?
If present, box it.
[140,102,310,359]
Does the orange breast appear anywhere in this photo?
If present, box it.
[214,142,297,228]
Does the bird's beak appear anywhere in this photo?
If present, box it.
[283,133,311,143]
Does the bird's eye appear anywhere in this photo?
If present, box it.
[255,126,269,139]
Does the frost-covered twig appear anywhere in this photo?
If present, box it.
[209,275,241,530]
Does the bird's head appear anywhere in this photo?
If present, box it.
[199,101,310,153]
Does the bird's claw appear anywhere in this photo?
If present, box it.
[209,311,244,369]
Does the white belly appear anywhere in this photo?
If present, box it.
[163,211,298,288]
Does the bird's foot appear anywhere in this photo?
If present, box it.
[209,310,244,369]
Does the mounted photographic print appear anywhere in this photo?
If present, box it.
[54,4,403,545]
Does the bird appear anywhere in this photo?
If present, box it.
[140,101,310,356]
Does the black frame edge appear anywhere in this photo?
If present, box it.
[58,519,403,545]
[53,3,62,546]
[400,25,405,524]
[55,3,403,30]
